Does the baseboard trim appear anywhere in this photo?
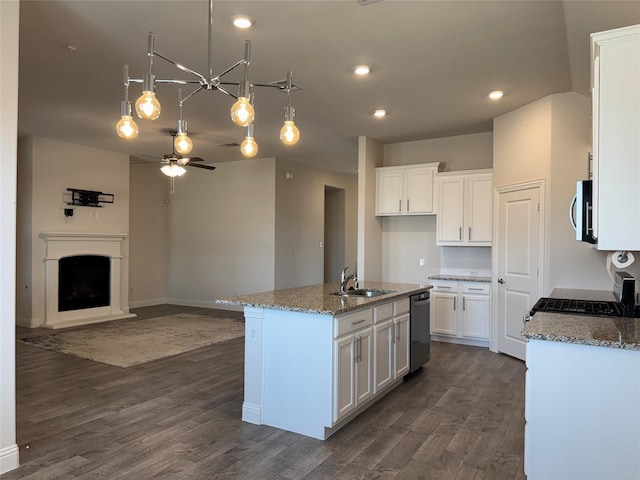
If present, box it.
[0,444,19,475]
[165,298,221,310]
[129,298,167,309]
[431,335,490,348]
[17,316,41,328]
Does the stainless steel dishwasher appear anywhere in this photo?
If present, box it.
[409,291,430,373]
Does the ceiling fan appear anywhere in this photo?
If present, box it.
[141,130,216,193]
[155,130,216,177]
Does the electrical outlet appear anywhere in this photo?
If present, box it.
[419,258,425,267]
[470,270,478,277]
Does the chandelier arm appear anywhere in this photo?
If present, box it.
[208,0,214,80]
[153,49,208,84]
[212,59,246,82]
[180,86,205,104]
[214,85,238,98]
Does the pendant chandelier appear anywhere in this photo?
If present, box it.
[115,0,301,160]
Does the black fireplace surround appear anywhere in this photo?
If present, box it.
[58,255,110,312]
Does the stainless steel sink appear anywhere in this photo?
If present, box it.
[332,288,395,298]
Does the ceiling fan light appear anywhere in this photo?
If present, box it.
[116,115,139,139]
[232,15,254,29]
[280,120,300,145]
[230,96,255,126]
[135,90,161,120]
[174,133,193,155]
[161,164,187,177]
[240,136,259,157]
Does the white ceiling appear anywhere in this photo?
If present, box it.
[17,1,640,175]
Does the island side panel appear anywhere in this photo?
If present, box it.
[262,309,334,440]
[243,307,266,424]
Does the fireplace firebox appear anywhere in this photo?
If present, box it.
[58,255,110,312]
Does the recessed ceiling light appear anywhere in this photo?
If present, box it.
[488,90,504,100]
[374,109,386,118]
[232,15,254,29]
[354,65,371,75]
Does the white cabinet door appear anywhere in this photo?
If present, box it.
[333,335,355,422]
[373,320,394,393]
[405,168,435,214]
[375,164,439,216]
[466,175,493,245]
[376,170,404,215]
[437,177,464,243]
[431,292,457,335]
[461,294,490,339]
[591,25,640,250]
[393,313,410,378]
[355,328,373,405]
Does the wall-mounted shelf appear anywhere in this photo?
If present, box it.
[66,188,114,208]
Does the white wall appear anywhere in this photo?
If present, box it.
[128,163,169,307]
[358,136,384,281]
[167,158,276,305]
[493,92,612,294]
[0,0,19,473]
[275,158,357,289]
[383,132,493,171]
[16,137,131,327]
[381,216,440,284]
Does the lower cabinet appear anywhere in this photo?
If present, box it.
[372,299,410,394]
[430,280,490,347]
[333,325,372,422]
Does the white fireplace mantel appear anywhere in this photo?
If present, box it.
[39,231,135,328]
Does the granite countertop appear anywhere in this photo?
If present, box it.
[216,282,431,316]
[522,288,640,351]
[428,274,492,283]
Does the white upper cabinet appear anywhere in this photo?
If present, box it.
[375,163,440,216]
[436,170,493,246]
[591,25,640,251]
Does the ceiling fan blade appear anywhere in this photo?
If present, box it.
[183,157,205,162]
[187,163,216,171]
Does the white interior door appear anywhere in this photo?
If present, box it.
[496,184,542,360]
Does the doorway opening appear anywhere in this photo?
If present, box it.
[324,186,345,283]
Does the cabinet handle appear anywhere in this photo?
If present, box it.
[469,227,471,240]
[454,297,457,310]
[468,287,483,291]
[396,324,400,342]
[398,199,402,212]
[459,227,462,240]
[357,336,363,362]
[407,199,410,212]
[353,339,357,364]
[351,319,366,326]
[438,286,452,289]
[463,297,466,311]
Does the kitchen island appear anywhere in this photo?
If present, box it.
[217,282,430,440]
[521,288,640,480]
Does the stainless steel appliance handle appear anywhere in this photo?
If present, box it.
[569,194,577,231]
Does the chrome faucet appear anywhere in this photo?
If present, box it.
[340,266,357,293]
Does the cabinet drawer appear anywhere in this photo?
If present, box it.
[394,298,410,316]
[374,302,393,323]
[462,283,490,295]
[334,308,373,338]
[430,282,458,293]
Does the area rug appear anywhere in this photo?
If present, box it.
[19,313,245,368]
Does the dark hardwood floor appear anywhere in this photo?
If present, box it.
[4,305,526,480]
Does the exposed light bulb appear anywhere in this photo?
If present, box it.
[280,120,300,145]
[116,115,139,139]
[174,133,193,155]
[135,90,161,120]
[240,136,259,158]
[161,164,187,177]
[230,97,255,127]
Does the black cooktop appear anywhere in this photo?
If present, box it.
[531,297,624,317]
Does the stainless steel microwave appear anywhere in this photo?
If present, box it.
[570,180,596,244]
